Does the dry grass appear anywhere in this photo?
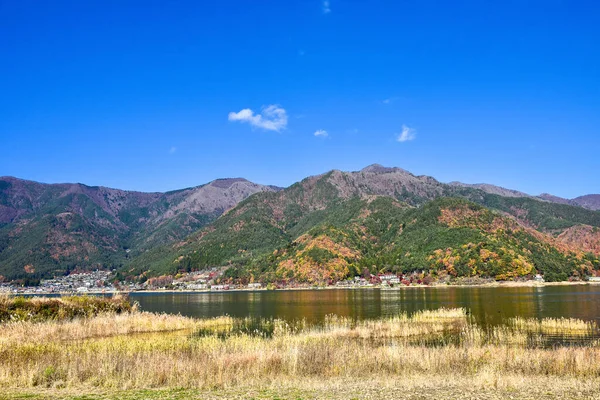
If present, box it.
[0,294,133,322]
[5,376,600,399]
[0,311,197,345]
[0,301,599,397]
[510,316,596,336]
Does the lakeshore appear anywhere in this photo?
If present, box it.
[5,266,600,297]
[1,297,600,399]
[4,279,600,296]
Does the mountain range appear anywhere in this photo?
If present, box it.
[0,176,277,282]
[450,182,600,211]
[1,165,599,283]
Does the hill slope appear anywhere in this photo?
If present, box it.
[0,176,276,281]
[2,166,599,284]
[572,195,600,211]
[127,166,600,283]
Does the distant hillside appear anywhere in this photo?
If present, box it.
[538,193,575,206]
[0,176,276,281]
[126,165,600,283]
[2,166,599,284]
[539,194,600,211]
[450,182,600,212]
[449,181,531,198]
[253,198,597,283]
[572,195,600,211]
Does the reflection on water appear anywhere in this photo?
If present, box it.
[132,285,600,328]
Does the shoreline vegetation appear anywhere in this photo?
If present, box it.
[1,296,600,399]
[0,295,133,323]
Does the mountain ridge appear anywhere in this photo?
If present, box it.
[2,170,595,211]
[0,175,277,281]
[1,167,599,283]
[125,166,600,283]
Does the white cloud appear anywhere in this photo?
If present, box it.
[382,97,399,104]
[169,146,177,154]
[397,125,416,142]
[314,129,328,137]
[228,105,288,132]
[323,0,331,14]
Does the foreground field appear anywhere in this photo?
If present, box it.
[1,297,600,399]
[5,380,600,400]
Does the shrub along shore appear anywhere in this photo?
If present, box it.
[1,296,600,399]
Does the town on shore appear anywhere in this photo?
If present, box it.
[3,268,600,295]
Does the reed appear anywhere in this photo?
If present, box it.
[1,299,599,396]
[509,316,596,336]
[0,294,133,323]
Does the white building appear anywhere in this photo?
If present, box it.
[248,283,262,289]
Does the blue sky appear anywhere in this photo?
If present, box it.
[1,0,598,198]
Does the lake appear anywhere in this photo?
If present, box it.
[131,285,600,327]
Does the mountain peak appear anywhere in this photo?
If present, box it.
[450,182,530,199]
[360,164,403,174]
[208,178,251,189]
[538,193,570,203]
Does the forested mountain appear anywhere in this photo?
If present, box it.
[124,165,600,283]
[0,176,277,281]
[1,165,599,284]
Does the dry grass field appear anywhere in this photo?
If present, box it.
[1,296,599,399]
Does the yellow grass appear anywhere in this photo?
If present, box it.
[0,303,599,396]
[510,316,596,336]
[0,294,133,323]
[0,311,197,345]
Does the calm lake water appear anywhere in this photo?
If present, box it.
[131,285,600,327]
